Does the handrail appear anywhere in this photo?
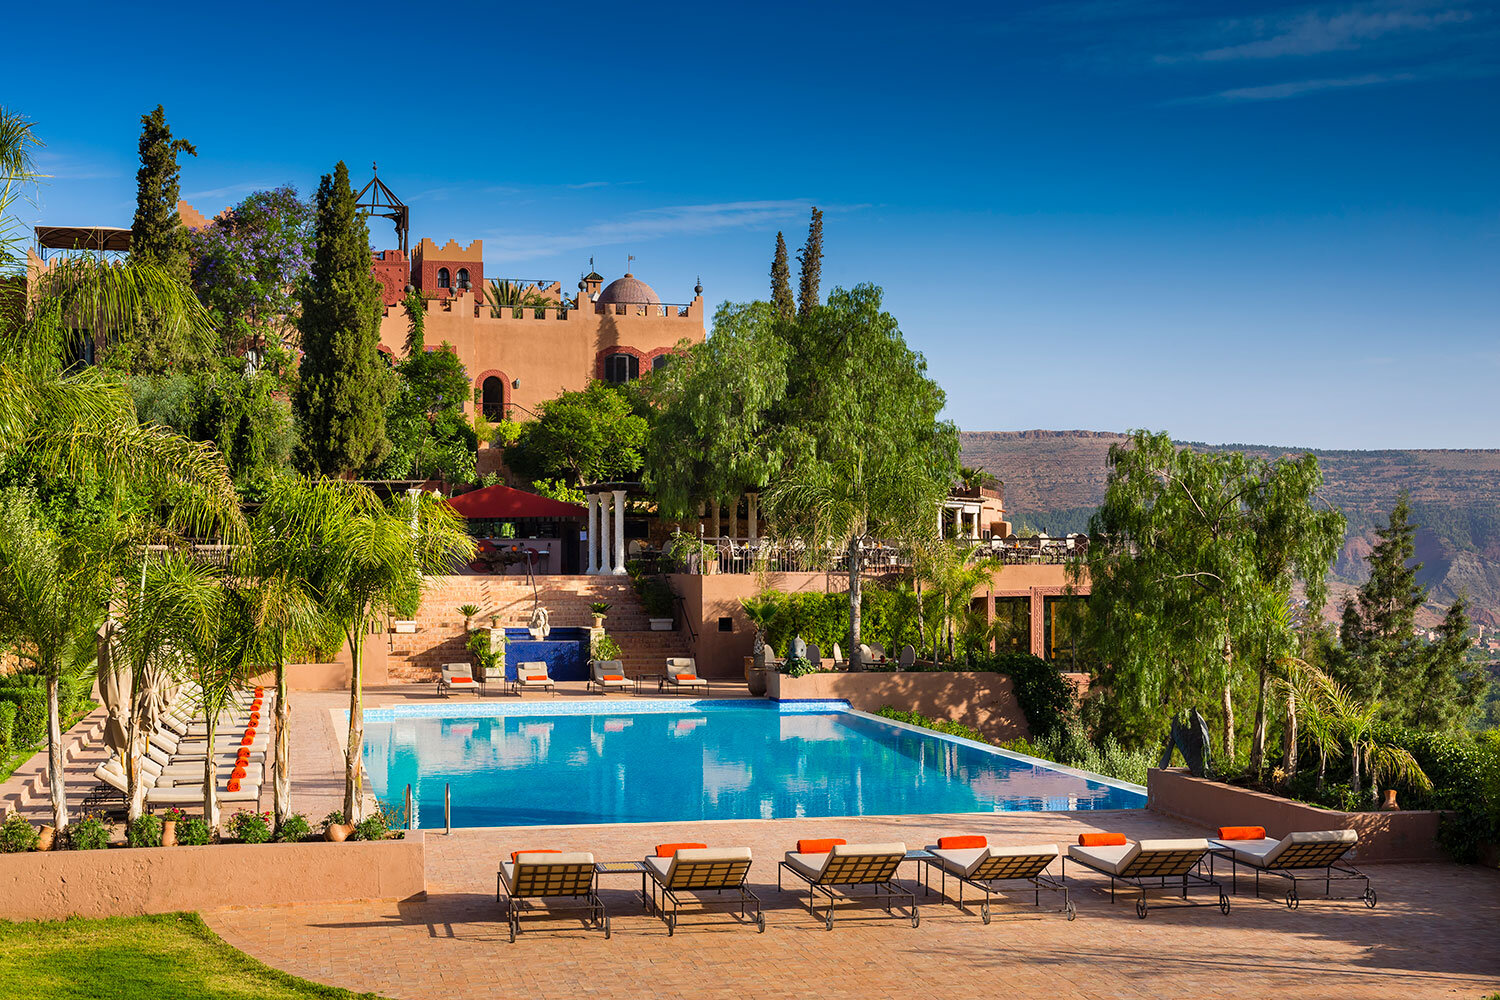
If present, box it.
[673,592,698,644]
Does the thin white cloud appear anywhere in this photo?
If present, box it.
[1194,70,1416,101]
[1170,4,1472,62]
[479,200,866,263]
[566,181,613,189]
[30,150,122,181]
[182,182,271,202]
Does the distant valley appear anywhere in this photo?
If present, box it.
[960,430,1500,628]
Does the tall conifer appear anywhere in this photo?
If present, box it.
[796,207,823,317]
[293,161,391,477]
[130,105,196,280]
[770,232,794,320]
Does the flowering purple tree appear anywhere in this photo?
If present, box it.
[188,186,312,373]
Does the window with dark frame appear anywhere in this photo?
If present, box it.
[603,352,640,384]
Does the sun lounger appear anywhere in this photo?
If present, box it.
[778,839,917,929]
[662,658,708,694]
[514,662,555,693]
[145,781,261,807]
[588,659,631,694]
[496,850,609,941]
[921,835,1074,921]
[437,662,481,698]
[1206,827,1374,908]
[1064,833,1228,918]
[644,843,763,934]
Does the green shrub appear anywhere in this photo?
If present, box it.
[228,810,272,844]
[174,815,211,846]
[981,652,1075,742]
[275,813,312,843]
[1028,721,1157,786]
[67,815,111,851]
[588,601,610,616]
[779,653,816,678]
[590,630,622,663]
[876,706,987,744]
[0,814,39,853]
[636,575,675,618]
[1364,723,1500,863]
[0,700,16,751]
[322,810,345,831]
[352,812,389,842]
[126,813,163,848]
[0,688,46,747]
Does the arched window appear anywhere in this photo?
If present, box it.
[603,352,640,384]
[456,267,470,290]
[481,376,505,419]
[651,354,671,372]
[437,267,451,289]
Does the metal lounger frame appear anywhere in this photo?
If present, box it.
[1062,847,1229,919]
[1208,841,1376,909]
[496,861,611,942]
[922,852,1075,922]
[777,853,918,929]
[648,857,765,934]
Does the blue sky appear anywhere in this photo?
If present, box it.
[9,0,1497,448]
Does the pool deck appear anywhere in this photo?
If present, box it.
[206,808,1500,1000]
[238,689,1500,999]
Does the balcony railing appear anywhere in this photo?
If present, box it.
[655,534,1088,574]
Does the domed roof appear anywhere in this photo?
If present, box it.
[596,273,660,306]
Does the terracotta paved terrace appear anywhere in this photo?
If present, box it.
[9,686,1498,997]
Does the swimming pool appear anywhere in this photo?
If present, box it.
[359,700,1145,828]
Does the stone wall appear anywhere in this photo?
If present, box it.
[768,670,1036,744]
[1147,768,1446,863]
[0,834,426,921]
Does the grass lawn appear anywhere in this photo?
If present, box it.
[0,913,387,1000]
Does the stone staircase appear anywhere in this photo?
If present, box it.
[388,575,690,681]
[0,706,110,823]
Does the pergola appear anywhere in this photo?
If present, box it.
[579,481,646,576]
[33,225,132,259]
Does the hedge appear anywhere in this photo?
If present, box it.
[760,589,924,661]
[0,701,15,756]
[0,689,47,748]
[1371,723,1500,864]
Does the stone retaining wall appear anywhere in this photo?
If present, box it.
[1147,768,1445,863]
[0,834,426,921]
[769,670,1035,743]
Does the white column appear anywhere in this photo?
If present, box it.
[585,494,598,575]
[611,489,627,575]
[937,505,944,539]
[748,493,758,544]
[598,492,612,574]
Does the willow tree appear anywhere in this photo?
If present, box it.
[765,284,957,660]
[1073,431,1343,769]
[641,303,790,521]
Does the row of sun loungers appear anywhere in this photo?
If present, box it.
[497,826,1371,939]
[90,683,272,813]
[438,658,710,697]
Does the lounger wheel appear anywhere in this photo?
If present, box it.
[1363,887,1377,909]
[910,909,920,929]
[666,913,675,936]
[508,922,516,943]
[1219,893,1231,915]
[1135,898,1148,919]
[1285,890,1299,910]
[756,912,766,933]
[603,915,612,940]
[824,912,834,931]
[980,901,991,925]
[1064,901,1077,921]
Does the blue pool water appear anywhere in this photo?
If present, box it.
[361,702,1144,828]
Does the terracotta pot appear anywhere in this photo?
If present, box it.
[36,825,54,852]
[1381,789,1400,812]
[161,820,177,847]
[592,614,606,628]
[324,822,353,843]
[746,667,768,698]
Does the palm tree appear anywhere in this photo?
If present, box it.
[241,478,341,829]
[1285,661,1430,802]
[738,593,780,656]
[0,492,118,831]
[276,481,473,821]
[915,541,997,663]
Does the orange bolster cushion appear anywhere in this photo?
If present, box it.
[656,842,708,857]
[676,673,696,681]
[1217,826,1267,841]
[231,766,247,780]
[797,838,846,854]
[527,675,548,681]
[248,714,260,726]
[603,675,625,681]
[938,835,987,850]
[452,676,474,683]
[1078,832,1128,847]
[227,778,241,792]
[240,734,256,747]
[511,849,562,864]
[254,687,264,695]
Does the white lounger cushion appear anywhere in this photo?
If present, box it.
[665,674,707,686]
[146,783,260,805]
[499,851,596,892]
[1068,838,1208,875]
[1215,829,1358,866]
[646,846,753,885]
[785,841,906,880]
[928,843,1061,878]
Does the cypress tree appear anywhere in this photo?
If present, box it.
[292,161,391,477]
[130,105,196,280]
[770,232,794,320]
[796,206,823,317]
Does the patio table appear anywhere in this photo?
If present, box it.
[594,860,652,911]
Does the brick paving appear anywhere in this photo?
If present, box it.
[208,807,1500,999]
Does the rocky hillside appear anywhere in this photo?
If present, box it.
[961,430,1500,628]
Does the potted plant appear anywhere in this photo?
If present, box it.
[467,628,505,690]
[640,576,675,630]
[590,630,623,665]
[161,807,187,847]
[390,589,421,634]
[589,601,610,628]
[458,603,481,631]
